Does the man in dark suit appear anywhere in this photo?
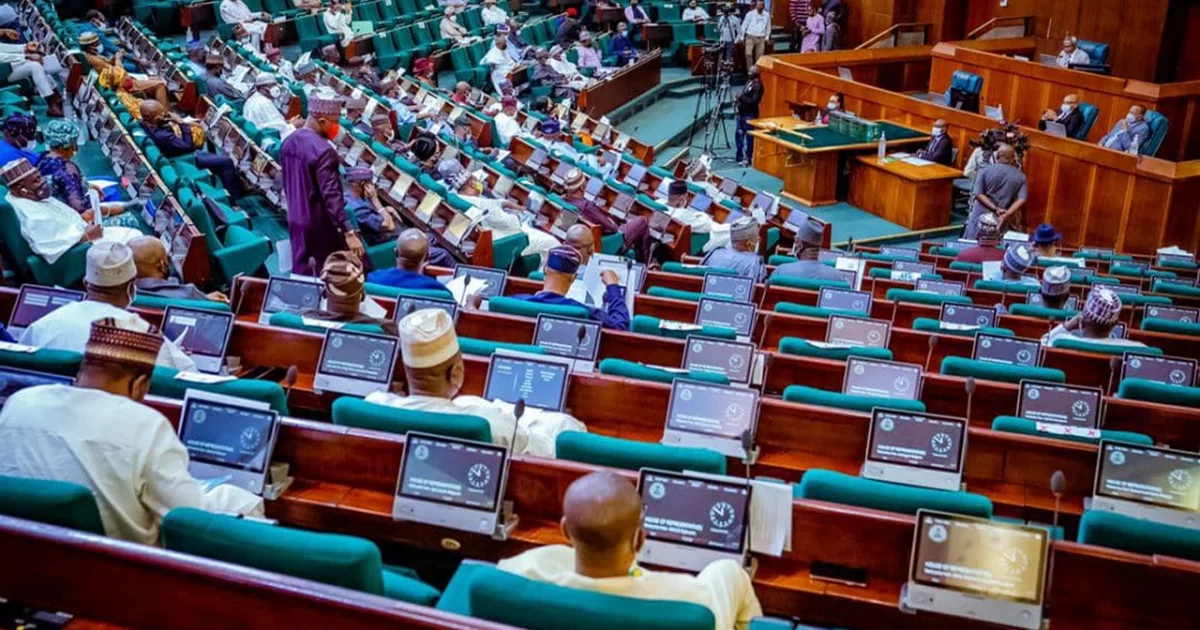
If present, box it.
[915,119,954,166]
[1038,93,1085,139]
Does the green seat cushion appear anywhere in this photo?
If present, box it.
[777,337,893,361]
[268,312,386,335]
[912,317,1014,338]
[886,288,973,306]
[768,254,798,266]
[0,475,105,534]
[940,356,1066,384]
[1072,251,1132,262]
[1153,280,1200,298]
[631,315,737,340]
[555,431,726,474]
[598,358,730,385]
[131,295,230,312]
[459,337,547,357]
[0,346,82,377]
[646,286,733,303]
[767,275,849,291]
[991,416,1152,446]
[489,296,591,320]
[363,283,453,299]
[331,397,492,442]
[973,280,1039,293]
[1115,293,1172,307]
[1117,377,1200,407]
[661,262,738,277]
[1050,337,1163,355]
[381,566,442,604]
[1009,303,1077,321]
[948,260,981,272]
[149,368,289,415]
[774,302,863,319]
[782,385,927,414]
[794,469,993,518]
[1077,510,1200,561]
[1140,318,1200,336]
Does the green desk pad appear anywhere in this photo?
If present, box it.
[767,122,926,149]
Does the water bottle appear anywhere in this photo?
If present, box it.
[1129,134,1140,156]
[877,131,887,161]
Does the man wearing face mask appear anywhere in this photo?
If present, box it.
[1056,35,1090,69]
[0,112,40,166]
[1099,105,1151,153]
[140,101,244,199]
[280,95,365,275]
[129,236,228,302]
[609,22,638,65]
[344,166,402,246]
[493,95,522,148]
[481,34,518,94]
[915,119,953,166]
[243,73,295,138]
[819,92,844,124]
[19,242,196,372]
[1038,94,1083,139]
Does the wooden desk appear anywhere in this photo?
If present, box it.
[848,155,962,229]
[578,50,662,117]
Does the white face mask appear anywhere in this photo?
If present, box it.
[268,86,281,98]
[1125,113,1138,124]
[827,102,837,111]
[1061,103,1073,114]
[24,139,36,150]
[931,127,944,137]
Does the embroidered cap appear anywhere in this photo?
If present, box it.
[545,246,583,275]
[1082,286,1122,326]
[308,95,343,117]
[345,167,373,182]
[1041,266,1071,297]
[0,158,35,186]
[668,180,687,196]
[1003,243,1034,275]
[398,308,460,369]
[86,241,137,288]
[730,217,759,244]
[976,212,1001,241]
[84,318,163,371]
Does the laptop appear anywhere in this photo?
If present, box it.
[533,314,602,372]
[862,409,968,491]
[1092,441,1198,529]
[1026,293,1078,310]
[7,285,84,337]
[1016,379,1103,429]
[843,357,923,400]
[0,367,74,405]
[177,390,281,495]
[161,306,236,375]
[1043,121,1067,137]
[392,431,510,535]
[452,265,508,301]
[903,510,1049,630]
[695,298,756,340]
[702,273,755,303]
[393,295,459,323]
[1120,351,1197,388]
[817,288,872,316]
[636,468,751,572]
[827,315,891,348]
[916,278,964,297]
[661,379,759,459]
[682,335,758,386]
[313,329,400,397]
[940,303,997,329]
[259,276,322,325]
[483,350,572,412]
[1145,305,1198,324]
[973,333,1041,367]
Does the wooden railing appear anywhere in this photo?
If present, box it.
[856,23,929,50]
[966,15,1033,41]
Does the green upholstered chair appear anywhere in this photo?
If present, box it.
[932,246,964,257]
[363,283,452,299]
[911,318,1014,338]
[661,261,738,277]
[991,416,1152,446]
[948,261,981,273]
[1140,318,1200,337]
[646,287,733,303]
[0,186,91,286]
[1116,378,1200,407]
[491,232,530,271]
[767,275,849,291]
[749,619,794,630]
[437,560,716,629]
[1113,293,1173,307]
[149,368,289,415]
[972,280,1039,293]
[268,312,387,336]
[459,337,546,358]
[940,356,1065,385]
[1139,110,1170,158]
[768,254,799,266]
[886,288,973,306]
[774,303,862,319]
[1050,337,1163,355]
[782,385,927,414]
[0,346,83,377]
[1072,251,1132,263]
[162,508,440,604]
[331,397,492,442]
[0,476,105,534]
[1008,304,1077,321]
[556,431,726,474]
[598,358,730,385]
[777,338,893,361]
[176,188,270,283]
[631,315,737,340]
[1153,280,1200,298]
[488,296,591,320]
[1110,263,1175,279]
[794,469,993,518]
[860,251,918,263]
[131,295,230,312]
[1077,510,1199,561]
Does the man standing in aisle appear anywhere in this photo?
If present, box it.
[966,144,1026,238]
[735,65,762,167]
[739,0,770,70]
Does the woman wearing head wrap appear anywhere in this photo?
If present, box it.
[83,33,169,114]
[42,122,144,229]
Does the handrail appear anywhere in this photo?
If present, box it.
[855,22,929,50]
[966,15,1033,40]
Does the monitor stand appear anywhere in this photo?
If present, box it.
[492,500,520,541]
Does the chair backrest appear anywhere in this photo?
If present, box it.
[940,356,1066,385]
[777,337,894,362]
[782,385,928,414]
[1077,509,1198,561]
[488,295,591,320]
[490,232,530,271]
[1116,377,1200,408]
[598,358,730,386]
[1075,39,1109,65]
[661,261,737,277]
[0,475,106,534]
[794,469,993,518]
[630,315,737,340]
[1050,336,1164,356]
[1141,110,1169,157]
[767,275,849,291]
[886,288,973,306]
[1140,317,1200,337]
[555,431,727,475]
[331,397,493,442]
[1075,102,1100,139]
[944,70,982,102]
[149,368,289,414]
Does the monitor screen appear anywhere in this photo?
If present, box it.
[393,295,459,322]
[624,164,646,186]
[1121,352,1197,388]
[817,249,842,263]
[612,193,634,214]
[10,285,84,328]
[1026,293,1078,310]
[719,178,739,196]
[1107,283,1140,295]
[1017,380,1102,429]
[398,433,507,512]
[695,299,756,337]
[453,265,508,300]
[263,277,322,315]
[179,396,277,473]
[689,194,713,214]
[483,353,570,411]
[973,334,1040,367]
[527,148,548,169]
[702,273,755,303]
[880,246,919,260]
[533,315,602,362]
[683,336,755,384]
[161,307,234,359]
[639,470,750,553]
[0,367,73,405]
[666,379,758,440]
[868,410,966,473]
[1095,442,1200,513]
[916,279,964,297]
[826,315,890,348]
[1109,323,1127,339]
[550,161,573,184]
[584,177,604,199]
[1145,305,1198,324]
[817,288,872,315]
[911,512,1048,605]
[843,357,922,400]
[318,330,399,385]
[895,260,935,275]
[749,192,774,215]
[940,303,996,328]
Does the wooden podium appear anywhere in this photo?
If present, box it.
[849,155,962,230]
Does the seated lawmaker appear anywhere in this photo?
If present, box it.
[609,22,637,64]
[324,0,355,47]
[130,235,228,302]
[1056,35,1090,68]
[367,228,451,292]
[1,157,117,265]
[344,167,401,246]
[299,252,395,331]
[498,471,762,630]
[664,180,714,235]
[954,212,1004,264]
[38,119,140,229]
[1031,223,1061,258]
[481,0,508,26]
[243,74,295,139]
[560,169,654,263]
[0,318,263,545]
[1099,105,1150,153]
[219,0,269,52]
[999,244,1037,285]
[203,54,245,102]
[512,246,631,331]
[366,308,585,457]
[1040,286,1145,348]
[914,119,953,165]
[772,217,843,282]
[700,217,765,282]
[19,241,195,371]
[0,112,41,167]
[139,101,243,198]
[1038,266,1072,310]
[1038,94,1084,138]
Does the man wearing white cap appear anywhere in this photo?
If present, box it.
[220,0,269,52]
[1040,286,1146,349]
[1038,266,1073,311]
[481,0,509,27]
[440,6,478,44]
[242,73,295,138]
[700,217,765,282]
[548,45,590,91]
[365,309,586,457]
[19,241,197,372]
[999,243,1038,285]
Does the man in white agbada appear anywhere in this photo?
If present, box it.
[481,0,508,26]
[493,95,523,148]
[440,6,478,44]
[20,241,197,372]
[663,179,714,234]
[324,0,355,47]
[1040,286,1146,350]
[547,45,590,91]
[437,158,562,263]
[242,73,294,138]
[481,34,518,94]
[499,471,762,630]
[364,308,586,457]
[0,318,263,545]
[219,0,269,52]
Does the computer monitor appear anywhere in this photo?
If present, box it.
[817,249,842,263]
[689,194,713,214]
[259,276,322,325]
[1092,442,1199,529]
[637,469,751,573]
[1156,253,1195,268]
[177,390,280,495]
[694,298,756,339]
[862,409,967,491]
[452,265,508,301]
[526,148,548,171]
[916,279,964,297]
[748,192,774,215]
[1145,305,1198,324]
[1016,380,1103,429]
[1109,323,1128,339]
[683,335,756,385]
[940,303,996,329]
[1120,351,1197,388]
[483,350,572,412]
[393,295,459,323]
[904,510,1049,630]
[1107,282,1141,296]
[947,87,981,114]
[826,315,890,348]
[718,177,739,197]
[0,367,73,405]
[533,315,602,368]
[973,333,1041,367]
[843,357,923,400]
[880,246,919,259]
[817,288,872,316]
[1026,293,1078,310]
[661,379,758,459]
[833,268,859,290]
[7,285,84,337]
[623,164,647,187]
[611,193,634,218]
[314,329,400,397]
[702,273,754,303]
[392,431,510,535]
[894,260,936,276]
[550,161,574,185]
[161,306,235,375]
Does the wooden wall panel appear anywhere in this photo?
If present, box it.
[1081,167,1132,250]
[1124,178,1174,254]
[1042,155,1091,244]
[1175,4,1200,81]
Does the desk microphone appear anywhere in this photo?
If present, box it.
[1106,355,1121,396]
[508,398,527,454]
[230,272,246,316]
[1050,470,1066,529]
[924,334,939,372]
[308,257,318,278]
[283,365,299,409]
[963,376,977,422]
[739,424,756,572]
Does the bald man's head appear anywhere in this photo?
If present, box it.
[564,224,595,264]
[139,100,165,124]
[396,228,430,272]
[995,143,1015,164]
[128,235,170,280]
[561,471,644,567]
